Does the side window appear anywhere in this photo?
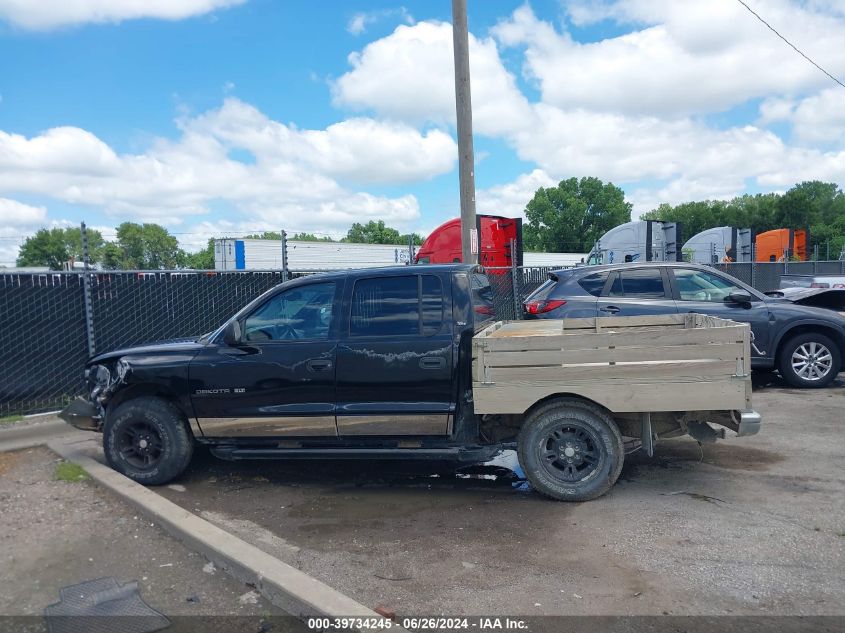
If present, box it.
[243,282,335,342]
[421,275,443,335]
[578,272,609,297]
[471,272,497,327]
[607,269,666,298]
[674,269,746,302]
[351,276,419,337]
[351,275,445,337]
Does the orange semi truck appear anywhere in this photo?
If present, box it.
[755,228,808,262]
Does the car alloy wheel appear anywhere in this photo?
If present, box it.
[791,341,833,382]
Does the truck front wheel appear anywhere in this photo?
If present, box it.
[517,398,624,501]
[103,396,194,485]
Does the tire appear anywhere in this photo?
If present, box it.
[103,396,194,485]
[517,398,624,502]
[777,332,841,389]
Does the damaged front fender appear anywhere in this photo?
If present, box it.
[60,358,132,432]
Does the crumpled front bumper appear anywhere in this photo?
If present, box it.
[737,409,761,437]
[58,397,101,432]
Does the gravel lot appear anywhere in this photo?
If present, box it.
[0,446,286,621]
[151,376,845,618]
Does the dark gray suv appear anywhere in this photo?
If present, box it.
[523,262,845,388]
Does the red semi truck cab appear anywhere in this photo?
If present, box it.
[415,215,523,269]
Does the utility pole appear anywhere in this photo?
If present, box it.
[452,0,478,265]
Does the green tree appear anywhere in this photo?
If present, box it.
[643,182,845,258]
[400,232,425,246]
[343,220,405,244]
[101,242,124,269]
[243,231,282,240]
[523,177,632,252]
[16,226,105,269]
[16,228,70,269]
[184,238,215,269]
[108,222,183,269]
[290,232,333,242]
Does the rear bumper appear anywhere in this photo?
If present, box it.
[737,410,762,437]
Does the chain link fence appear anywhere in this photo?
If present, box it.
[3,259,845,417]
[713,260,845,292]
[0,271,287,417]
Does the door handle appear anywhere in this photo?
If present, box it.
[306,359,333,372]
[419,356,446,370]
[599,305,621,314]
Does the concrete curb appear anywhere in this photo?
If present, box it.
[46,437,396,626]
[0,419,79,452]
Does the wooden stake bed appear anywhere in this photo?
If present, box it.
[472,314,752,415]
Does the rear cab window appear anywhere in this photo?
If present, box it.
[470,272,497,330]
[350,274,444,337]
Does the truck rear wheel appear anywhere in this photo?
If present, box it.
[517,398,623,501]
[103,396,193,485]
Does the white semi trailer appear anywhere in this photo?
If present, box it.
[585,220,684,265]
[682,227,754,264]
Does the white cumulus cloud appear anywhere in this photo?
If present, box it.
[332,21,533,137]
[0,98,456,234]
[0,0,245,30]
[496,1,845,117]
[0,198,48,224]
[347,7,414,36]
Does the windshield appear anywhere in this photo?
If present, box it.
[203,283,284,344]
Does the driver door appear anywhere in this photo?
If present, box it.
[668,267,772,360]
[189,280,341,437]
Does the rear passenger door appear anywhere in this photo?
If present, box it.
[335,273,453,436]
[596,267,678,316]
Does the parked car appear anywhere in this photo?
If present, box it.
[523,262,845,388]
[59,264,760,502]
[765,287,845,315]
[779,274,845,289]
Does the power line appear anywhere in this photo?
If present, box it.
[734,0,845,90]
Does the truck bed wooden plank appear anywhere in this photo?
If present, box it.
[473,314,687,338]
[472,379,748,415]
[476,325,744,353]
[481,359,738,384]
[480,341,744,367]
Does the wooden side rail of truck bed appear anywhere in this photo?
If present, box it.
[472,313,752,415]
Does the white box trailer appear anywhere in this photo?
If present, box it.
[214,238,585,271]
[215,238,413,271]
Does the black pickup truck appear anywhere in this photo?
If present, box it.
[61,264,760,501]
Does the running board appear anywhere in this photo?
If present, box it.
[209,445,504,462]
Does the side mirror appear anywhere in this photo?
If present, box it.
[223,320,242,345]
[727,291,753,306]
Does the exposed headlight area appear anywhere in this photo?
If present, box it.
[88,360,131,411]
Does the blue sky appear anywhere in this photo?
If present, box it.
[1,0,844,263]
